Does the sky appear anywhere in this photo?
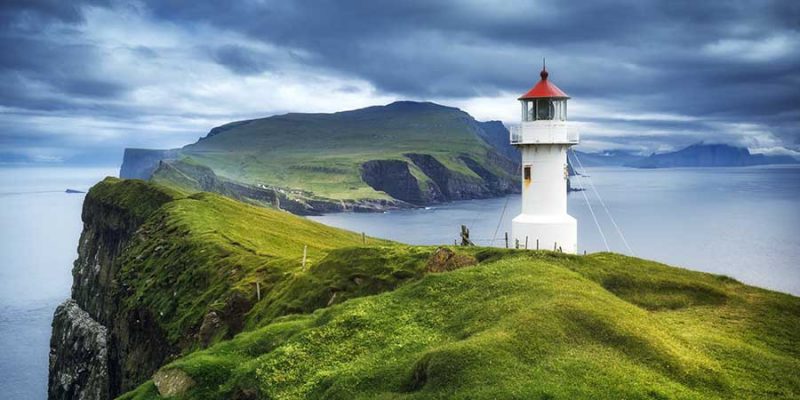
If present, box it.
[1,0,798,165]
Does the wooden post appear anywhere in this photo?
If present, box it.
[362,232,366,245]
[256,282,261,301]
[504,232,509,248]
[558,246,562,253]
[302,245,308,269]
[584,250,587,256]
[525,236,529,250]
[515,239,519,249]
[536,239,539,250]
[554,242,557,251]
[460,225,474,246]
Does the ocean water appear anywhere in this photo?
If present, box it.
[0,167,117,400]
[0,165,798,399]
[310,165,800,295]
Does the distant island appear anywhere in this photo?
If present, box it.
[625,143,797,168]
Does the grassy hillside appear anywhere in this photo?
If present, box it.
[96,178,419,351]
[140,102,517,209]
[97,179,800,400]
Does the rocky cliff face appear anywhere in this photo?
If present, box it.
[360,159,431,204]
[360,152,519,206]
[49,179,178,399]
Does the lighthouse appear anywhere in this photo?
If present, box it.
[510,64,579,253]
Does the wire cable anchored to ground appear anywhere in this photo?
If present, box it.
[569,149,635,256]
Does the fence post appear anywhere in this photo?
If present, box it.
[536,239,539,250]
[362,232,366,245]
[525,236,529,250]
[515,239,519,249]
[505,232,509,249]
[302,245,308,269]
[554,242,557,251]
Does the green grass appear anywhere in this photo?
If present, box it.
[112,187,400,349]
[165,102,507,200]
[99,178,799,399]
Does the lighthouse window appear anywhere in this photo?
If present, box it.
[536,99,554,120]
[523,101,535,121]
[524,165,532,181]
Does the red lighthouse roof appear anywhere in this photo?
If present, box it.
[518,67,570,100]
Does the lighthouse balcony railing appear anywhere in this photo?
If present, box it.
[508,123,579,145]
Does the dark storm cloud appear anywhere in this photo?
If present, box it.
[139,0,799,145]
[211,44,274,75]
[0,0,127,112]
[0,0,101,25]
[1,0,798,163]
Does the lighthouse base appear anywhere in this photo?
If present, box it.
[511,214,577,254]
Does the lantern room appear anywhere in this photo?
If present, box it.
[518,67,570,122]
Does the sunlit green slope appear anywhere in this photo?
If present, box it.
[95,178,799,399]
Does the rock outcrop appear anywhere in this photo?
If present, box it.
[48,300,109,400]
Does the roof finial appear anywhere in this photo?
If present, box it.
[540,57,549,80]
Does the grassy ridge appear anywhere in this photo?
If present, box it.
[98,179,800,400]
[121,251,800,399]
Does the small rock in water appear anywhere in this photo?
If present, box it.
[65,189,85,194]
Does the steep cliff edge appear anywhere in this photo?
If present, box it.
[50,178,180,399]
[49,178,418,399]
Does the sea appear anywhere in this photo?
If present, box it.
[1,165,799,399]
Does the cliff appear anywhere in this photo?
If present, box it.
[119,149,179,180]
[51,178,800,400]
[50,179,181,399]
[48,178,411,399]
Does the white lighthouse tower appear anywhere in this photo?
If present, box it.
[510,64,579,253]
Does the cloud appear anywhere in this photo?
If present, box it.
[0,0,798,164]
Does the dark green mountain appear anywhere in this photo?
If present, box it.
[121,102,521,214]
